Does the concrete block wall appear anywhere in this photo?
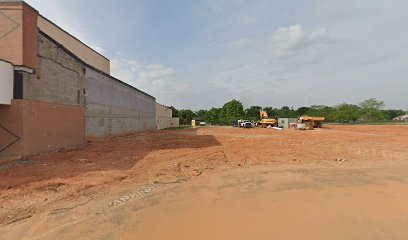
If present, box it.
[23,33,85,106]
[37,15,110,74]
[156,103,179,129]
[85,67,156,137]
[170,118,180,128]
[23,31,157,138]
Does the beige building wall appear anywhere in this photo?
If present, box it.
[37,16,110,74]
[170,117,180,128]
[0,60,13,105]
[0,1,108,73]
[156,103,179,129]
[0,99,85,158]
[0,2,38,69]
[22,3,38,69]
[156,102,172,119]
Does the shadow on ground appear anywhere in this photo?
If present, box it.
[0,128,221,189]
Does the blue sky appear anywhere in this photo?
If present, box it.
[26,0,408,110]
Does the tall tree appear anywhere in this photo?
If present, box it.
[359,98,385,109]
[296,107,310,116]
[195,109,207,120]
[263,107,278,118]
[333,104,361,123]
[168,106,179,117]
[221,99,244,124]
[245,106,262,120]
[277,106,297,118]
[204,108,222,124]
[306,105,335,121]
[359,98,385,121]
[178,109,195,125]
[382,109,406,120]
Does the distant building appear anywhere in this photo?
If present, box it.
[393,115,408,122]
[156,103,179,129]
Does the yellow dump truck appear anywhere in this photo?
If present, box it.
[257,111,278,128]
[298,116,325,129]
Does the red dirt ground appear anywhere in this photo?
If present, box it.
[1,125,408,228]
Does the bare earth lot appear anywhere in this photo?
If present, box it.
[1,125,408,239]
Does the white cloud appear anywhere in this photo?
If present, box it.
[111,58,176,87]
[26,0,108,58]
[270,24,329,57]
[226,25,329,59]
[110,58,183,104]
[25,0,83,39]
[110,57,238,109]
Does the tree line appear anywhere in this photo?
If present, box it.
[168,98,406,125]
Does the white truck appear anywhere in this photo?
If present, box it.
[238,120,253,128]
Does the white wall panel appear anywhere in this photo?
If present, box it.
[0,60,13,105]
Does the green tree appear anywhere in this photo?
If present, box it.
[195,109,207,120]
[263,107,278,118]
[359,98,385,109]
[221,99,244,125]
[204,108,222,124]
[245,106,262,120]
[178,109,195,125]
[296,107,310,116]
[168,106,179,117]
[276,106,297,118]
[333,104,361,123]
[359,98,385,121]
[382,109,406,120]
[306,105,335,121]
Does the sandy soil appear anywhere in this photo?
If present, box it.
[1,125,408,239]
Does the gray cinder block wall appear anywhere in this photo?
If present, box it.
[20,31,157,138]
[85,68,156,137]
[23,33,86,106]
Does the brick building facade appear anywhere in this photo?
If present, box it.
[0,1,157,158]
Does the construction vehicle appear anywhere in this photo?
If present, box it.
[297,116,325,130]
[257,111,278,128]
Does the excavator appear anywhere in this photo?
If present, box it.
[257,111,278,128]
[297,116,325,130]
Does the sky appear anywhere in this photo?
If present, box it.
[25,0,408,110]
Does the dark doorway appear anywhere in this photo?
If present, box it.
[13,71,23,99]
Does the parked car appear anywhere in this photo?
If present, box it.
[240,121,253,128]
[238,119,250,127]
